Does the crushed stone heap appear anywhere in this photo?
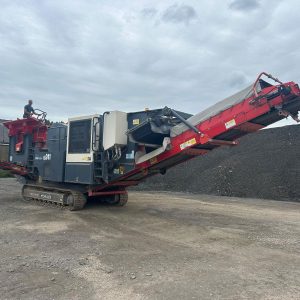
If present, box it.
[135,125,300,201]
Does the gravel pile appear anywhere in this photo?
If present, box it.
[135,124,300,201]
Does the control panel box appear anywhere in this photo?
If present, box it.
[103,111,128,150]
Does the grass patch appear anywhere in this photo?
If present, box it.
[0,169,13,178]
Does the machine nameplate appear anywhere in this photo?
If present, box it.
[35,153,52,161]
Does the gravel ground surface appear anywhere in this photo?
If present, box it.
[136,125,300,201]
[1,178,300,300]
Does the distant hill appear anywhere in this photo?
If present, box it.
[134,124,300,201]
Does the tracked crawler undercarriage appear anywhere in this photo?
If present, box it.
[22,184,128,211]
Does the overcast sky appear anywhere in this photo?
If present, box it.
[1,0,300,127]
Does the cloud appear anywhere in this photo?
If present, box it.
[141,8,157,18]
[0,0,299,130]
[162,4,197,24]
[226,71,248,88]
[229,0,260,11]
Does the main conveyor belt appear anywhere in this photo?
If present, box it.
[171,81,263,137]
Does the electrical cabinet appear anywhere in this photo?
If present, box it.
[103,111,128,150]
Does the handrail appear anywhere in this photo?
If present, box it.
[34,108,47,122]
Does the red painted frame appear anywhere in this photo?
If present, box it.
[4,117,48,149]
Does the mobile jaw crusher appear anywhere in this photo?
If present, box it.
[1,72,300,210]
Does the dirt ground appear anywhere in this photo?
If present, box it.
[0,178,300,300]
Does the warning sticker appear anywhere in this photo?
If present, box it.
[133,119,140,125]
[225,119,236,129]
[119,165,125,175]
[150,157,158,165]
[180,138,197,150]
[82,156,91,161]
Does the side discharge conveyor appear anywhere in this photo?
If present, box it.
[1,72,300,210]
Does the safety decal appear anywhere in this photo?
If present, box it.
[225,119,236,129]
[82,156,91,161]
[119,165,125,175]
[126,151,135,159]
[149,157,158,165]
[133,119,140,125]
[180,138,196,150]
